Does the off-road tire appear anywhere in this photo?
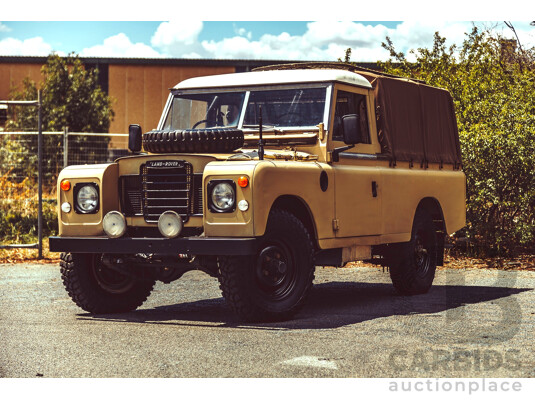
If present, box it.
[388,210,438,295]
[143,129,244,153]
[218,209,315,322]
[60,252,155,314]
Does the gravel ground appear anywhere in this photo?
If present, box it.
[1,262,535,378]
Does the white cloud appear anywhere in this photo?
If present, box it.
[304,21,390,48]
[80,33,162,58]
[196,22,402,61]
[0,22,11,32]
[147,21,479,62]
[233,24,252,40]
[196,21,535,62]
[150,21,204,57]
[0,36,54,56]
[3,21,533,61]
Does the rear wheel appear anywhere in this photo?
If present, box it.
[218,209,315,322]
[60,252,155,313]
[389,210,438,295]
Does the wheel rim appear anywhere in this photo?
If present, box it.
[90,256,135,294]
[254,241,297,301]
[413,230,431,277]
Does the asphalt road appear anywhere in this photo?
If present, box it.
[1,262,535,378]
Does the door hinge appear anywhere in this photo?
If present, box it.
[332,218,340,232]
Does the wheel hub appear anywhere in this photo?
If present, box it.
[255,243,296,299]
[91,255,135,294]
[258,246,287,284]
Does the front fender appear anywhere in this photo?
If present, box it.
[57,163,119,236]
[251,161,335,238]
[202,160,257,237]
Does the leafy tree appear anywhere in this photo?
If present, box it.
[343,27,535,256]
[4,53,114,184]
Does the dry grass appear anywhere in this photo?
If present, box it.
[0,241,60,264]
[348,252,535,272]
[0,169,58,263]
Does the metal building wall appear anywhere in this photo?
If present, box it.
[108,64,236,133]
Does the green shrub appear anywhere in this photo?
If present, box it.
[0,199,57,244]
[377,28,535,256]
[0,173,57,244]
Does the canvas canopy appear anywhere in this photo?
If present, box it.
[254,62,463,168]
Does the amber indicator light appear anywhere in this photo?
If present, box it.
[60,180,71,191]
[237,176,249,188]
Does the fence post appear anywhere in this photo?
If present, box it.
[37,90,43,259]
[63,126,68,169]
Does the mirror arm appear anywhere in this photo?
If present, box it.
[331,144,355,162]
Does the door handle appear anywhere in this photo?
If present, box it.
[372,181,378,197]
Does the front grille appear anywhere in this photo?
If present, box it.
[141,160,193,223]
[120,160,203,222]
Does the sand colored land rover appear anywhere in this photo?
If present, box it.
[49,62,465,322]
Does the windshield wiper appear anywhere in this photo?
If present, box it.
[242,124,275,129]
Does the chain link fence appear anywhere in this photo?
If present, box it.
[0,130,129,253]
[0,131,129,184]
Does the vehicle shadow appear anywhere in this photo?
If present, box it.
[78,280,531,332]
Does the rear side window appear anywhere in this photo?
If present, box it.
[332,90,370,144]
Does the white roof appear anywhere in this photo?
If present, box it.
[174,69,372,90]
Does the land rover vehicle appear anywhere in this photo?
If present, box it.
[49,62,465,322]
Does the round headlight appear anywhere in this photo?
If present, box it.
[211,182,235,211]
[76,184,99,213]
[158,211,183,238]
[103,211,127,238]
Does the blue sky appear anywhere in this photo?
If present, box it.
[1,2,533,61]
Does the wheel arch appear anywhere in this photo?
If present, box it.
[416,197,446,232]
[268,195,318,248]
[416,197,446,265]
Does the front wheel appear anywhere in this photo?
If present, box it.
[60,253,155,313]
[218,209,315,322]
[389,210,438,295]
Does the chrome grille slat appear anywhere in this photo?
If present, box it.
[141,161,193,223]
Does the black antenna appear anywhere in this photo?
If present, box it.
[258,105,264,160]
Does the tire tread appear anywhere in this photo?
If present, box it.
[60,252,155,314]
[218,209,315,322]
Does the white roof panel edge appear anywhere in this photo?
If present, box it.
[174,69,372,90]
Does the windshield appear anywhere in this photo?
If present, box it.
[162,92,246,130]
[162,86,327,130]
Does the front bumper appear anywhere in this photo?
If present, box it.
[49,236,258,256]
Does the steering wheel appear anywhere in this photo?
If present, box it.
[192,119,208,129]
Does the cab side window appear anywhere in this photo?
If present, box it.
[332,90,370,144]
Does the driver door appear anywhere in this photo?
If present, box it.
[331,85,383,238]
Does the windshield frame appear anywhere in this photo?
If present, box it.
[158,83,333,132]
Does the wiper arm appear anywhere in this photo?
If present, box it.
[242,124,275,129]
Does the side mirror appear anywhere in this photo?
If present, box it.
[341,114,361,145]
[128,124,142,153]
